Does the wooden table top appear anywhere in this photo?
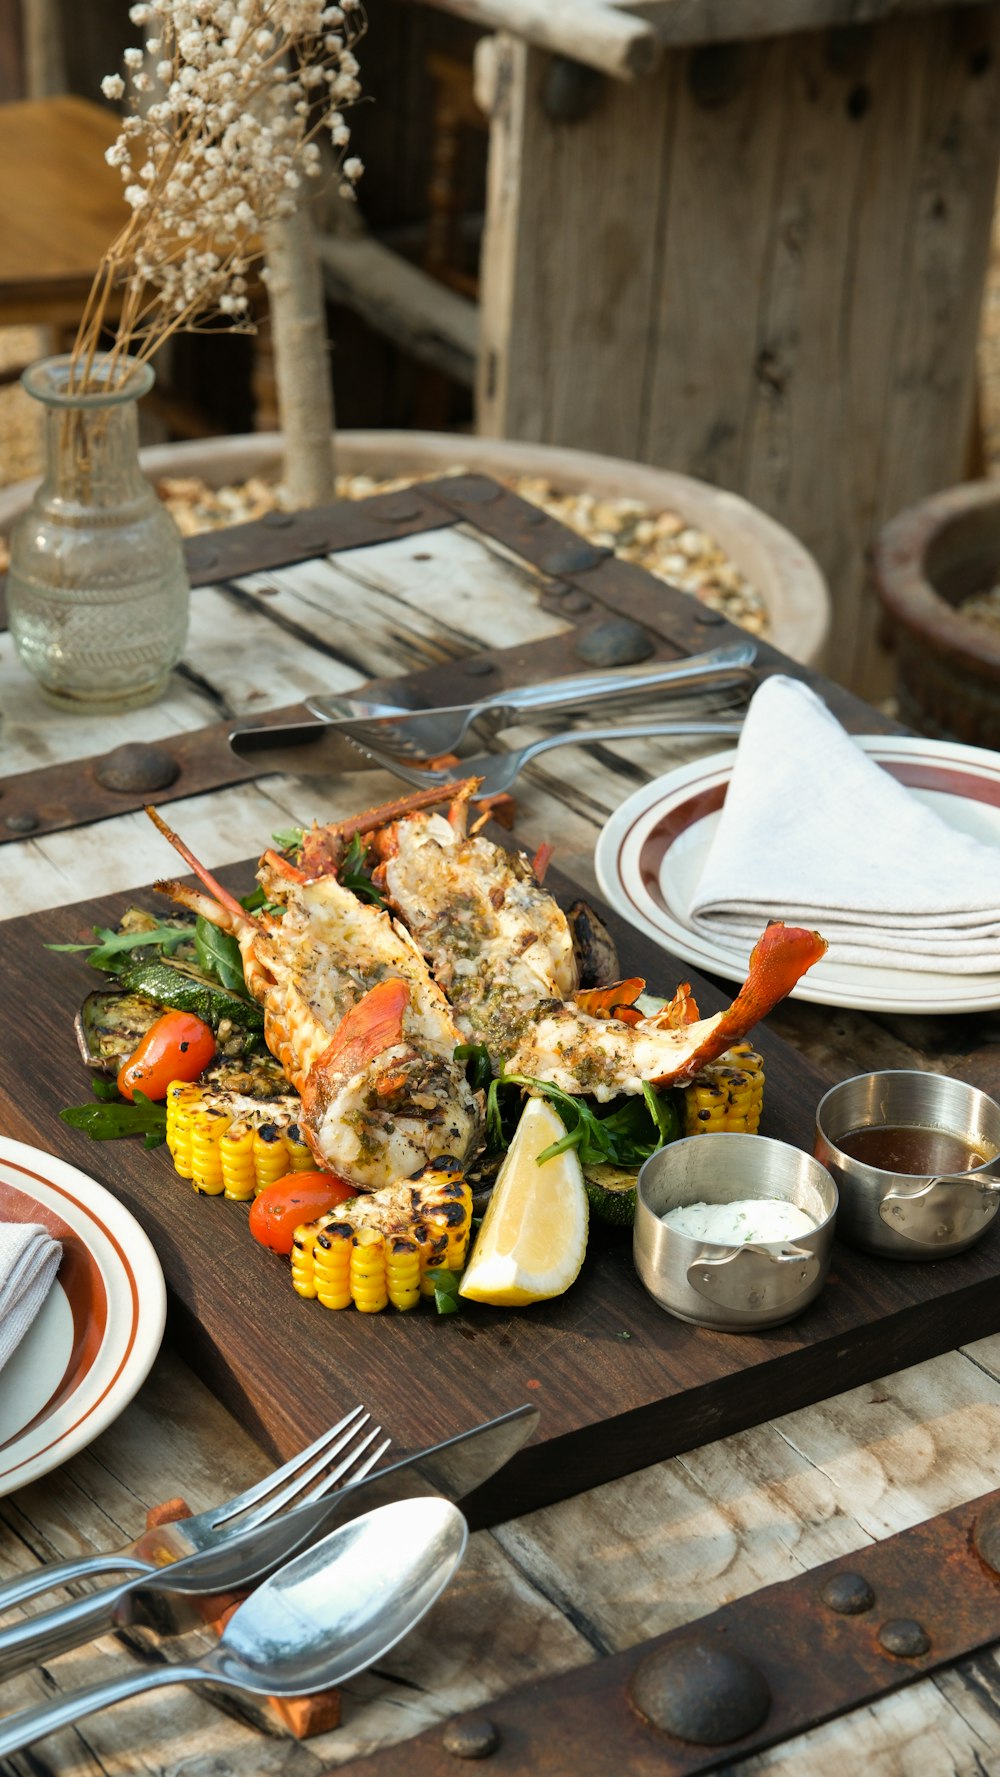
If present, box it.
[2,488,1000,1774]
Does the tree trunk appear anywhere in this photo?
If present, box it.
[263,204,336,506]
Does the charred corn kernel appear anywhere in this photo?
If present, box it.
[293,1166,473,1312]
[684,1045,765,1136]
[165,1081,200,1179]
[418,1226,451,1295]
[220,1124,256,1201]
[351,1228,388,1313]
[252,1124,289,1191]
[283,1127,313,1172]
[190,1109,229,1195]
[308,1222,354,1309]
[386,1236,421,1311]
[166,1085,307,1194]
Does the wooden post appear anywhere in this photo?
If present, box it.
[476,6,1000,697]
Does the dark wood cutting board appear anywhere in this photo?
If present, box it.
[6,866,1000,1531]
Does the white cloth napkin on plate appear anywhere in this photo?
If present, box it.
[0,1222,62,1376]
[686,673,1000,973]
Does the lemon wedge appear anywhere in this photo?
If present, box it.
[459,1097,588,1306]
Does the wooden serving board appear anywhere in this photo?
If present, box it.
[6,868,1000,1532]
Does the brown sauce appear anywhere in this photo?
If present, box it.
[837,1123,998,1176]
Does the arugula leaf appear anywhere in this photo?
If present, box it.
[272,826,304,855]
[340,833,385,907]
[487,1072,681,1170]
[194,915,247,995]
[89,1075,122,1102]
[455,1042,493,1094]
[426,1268,462,1316]
[60,1089,167,1148]
[47,923,192,972]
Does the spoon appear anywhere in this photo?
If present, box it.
[0,1496,467,1756]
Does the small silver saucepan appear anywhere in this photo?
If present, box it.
[633,1134,838,1331]
[814,1070,1000,1260]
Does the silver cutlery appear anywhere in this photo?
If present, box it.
[0,1404,387,1615]
[0,1496,467,1756]
[344,718,745,799]
[305,640,756,759]
[0,1403,536,1680]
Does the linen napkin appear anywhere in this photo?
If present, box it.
[0,1222,62,1376]
[686,674,1000,974]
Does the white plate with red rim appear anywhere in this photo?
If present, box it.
[594,736,1000,1014]
[0,1137,165,1497]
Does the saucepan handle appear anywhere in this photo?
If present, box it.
[687,1243,819,1312]
[879,1174,1000,1245]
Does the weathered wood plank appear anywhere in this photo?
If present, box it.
[478,36,677,455]
[476,13,1000,699]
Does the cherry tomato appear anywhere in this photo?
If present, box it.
[249,1172,356,1254]
[117,1010,216,1102]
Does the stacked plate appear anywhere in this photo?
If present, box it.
[595,736,1000,1014]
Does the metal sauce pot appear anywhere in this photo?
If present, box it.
[814,1070,1000,1259]
[633,1134,838,1331]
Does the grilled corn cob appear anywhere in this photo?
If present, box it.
[291,1164,472,1312]
[165,1080,312,1199]
[682,1044,764,1136]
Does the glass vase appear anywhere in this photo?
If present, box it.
[6,354,190,712]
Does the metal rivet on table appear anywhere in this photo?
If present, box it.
[378,497,424,523]
[464,657,497,677]
[441,476,502,506]
[5,812,38,834]
[819,1572,875,1615]
[540,542,610,576]
[94,742,179,794]
[629,1638,771,1745]
[973,1497,1000,1573]
[262,509,295,528]
[693,605,726,626]
[574,619,655,667]
[878,1619,931,1658]
[562,591,592,615]
[442,1715,500,1759]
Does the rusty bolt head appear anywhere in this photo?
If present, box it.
[819,1571,875,1615]
[464,657,497,677]
[562,591,593,615]
[629,1638,771,1745]
[575,619,655,667]
[378,497,424,523]
[693,605,725,626]
[541,542,610,577]
[442,1715,499,1759]
[94,743,179,795]
[262,509,295,528]
[878,1619,930,1658]
[974,1497,1000,1574]
[5,812,39,834]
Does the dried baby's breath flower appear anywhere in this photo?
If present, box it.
[72,0,366,389]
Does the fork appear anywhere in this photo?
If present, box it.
[305,640,756,760]
[0,1404,388,1616]
[345,718,745,798]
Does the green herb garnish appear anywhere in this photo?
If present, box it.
[487,1072,681,1169]
[425,1268,462,1315]
[340,833,385,907]
[60,1089,167,1149]
[455,1042,493,1094]
[272,826,305,855]
[195,915,247,995]
[47,922,192,971]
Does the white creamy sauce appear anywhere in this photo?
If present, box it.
[661,1198,816,1244]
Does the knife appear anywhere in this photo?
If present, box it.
[0,1405,538,1679]
[228,642,756,777]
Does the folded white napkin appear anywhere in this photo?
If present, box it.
[687,674,1000,973]
[0,1222,62,1376]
